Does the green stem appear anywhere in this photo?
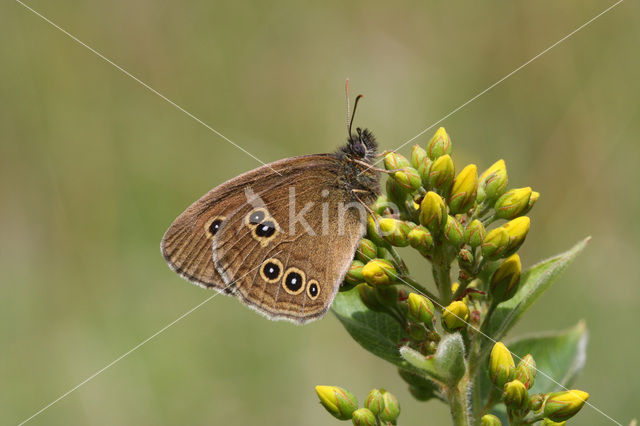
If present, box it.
[432,247,452,304]
[447,378,471,426]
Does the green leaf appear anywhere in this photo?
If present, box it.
[476,322,588,419]
[485,237,590,345]
[331,288,407,367]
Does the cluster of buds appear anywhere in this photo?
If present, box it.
[315,386,400,425]
[342,127,538,358]
[488,342,589,424]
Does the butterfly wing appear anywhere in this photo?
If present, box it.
[161,154,348,295]
[212,158,367,323]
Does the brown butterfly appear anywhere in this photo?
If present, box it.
[161,97,380,324]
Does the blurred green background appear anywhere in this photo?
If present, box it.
[2,0,638,424]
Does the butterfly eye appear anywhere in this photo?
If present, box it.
[255,221,276,238]
[352,141,367,158]
[260,258,283,283]
[282,268,305,295]
[307,280,320,300]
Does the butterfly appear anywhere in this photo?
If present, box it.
[161,95,381,324]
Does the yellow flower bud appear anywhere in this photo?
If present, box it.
[495,187,532,219]
[345,260,365,285]
[315,385,359,420]
[393,167,422,192]
[490,254,522,304]
[482,227,510,259]
[449,164,478,214]
[444,215,464,247]
[411,144,428,169]
[352,408,376,426]
[407,226,433,255]
[503,379,529,414]
[378,389,401,423]
[428,154,455,195]
[378,218,411,247]
[371,195,391,215]
[478,159,508,202]
[407,293,435,325]
[362,259,397,286]
[356,238,378,262]
[543,390,589,422]
[522,190,540,215]
[364,388,384,416]
[465,219,486,248]
[419,191,447,233]
[427,127,452,159]
[481,414,502,426]
[383,152,410,170]
[441,300,470,331]
[366,214,386,247]
[502,216,530,255]
[514,354,536,389]
[386,177,409,206]
[489,342,515,388]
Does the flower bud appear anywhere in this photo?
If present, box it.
[407,293,435,325]
[529,393,545,411]
[362,259,397,286]
[371,195,391,215]
[315,385,358,420]
[379,218,411,247]
[522,190,540,215]
[357,284,386,312]
[490,254,521,304]
[494,187,532,219]
[364,388,384,416]
[514,354,536,389]
[427,127,452,159]
[478,159,508,202]
[356,238,378,263]
[481,414,503,426]
[393,167,422,193]
[386,177,409,205]
[366,214,386,247]
[482,227,510,260]
[449,164,478,214]
[444,215,464,248]
[502,216,530,255]
[464,219,486,248]
[542,390,589,422]
[503,379,529,414]
[383,152,410,170]
[441,300,469,331]
[345,260,365,285]
[407,226,433,255]
[489,342,515,388]
[428,154,455,196]
[411,144,428,169]
[458,248,474,270]
[419,191,447,233]
[379,389,401,423]
[352,408,376,426]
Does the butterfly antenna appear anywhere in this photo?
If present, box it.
[349,94,364,137]
[345,78,351,136]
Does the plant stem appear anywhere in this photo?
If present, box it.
[447,377,471,426]
[432,246,452,304]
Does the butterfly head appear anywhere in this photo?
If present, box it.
[345,127,377,163]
